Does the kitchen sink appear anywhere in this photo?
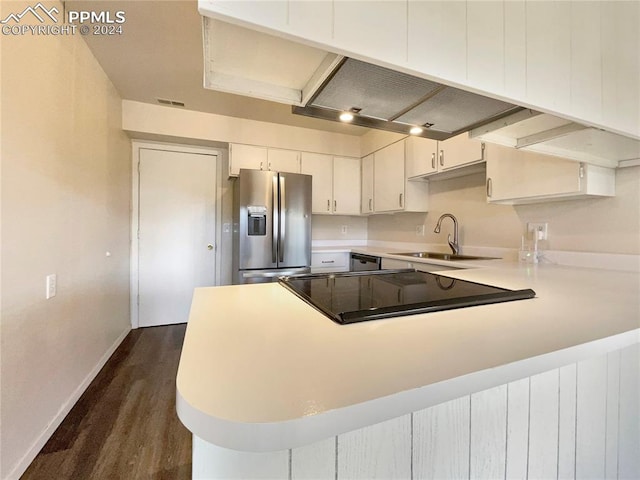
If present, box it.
[394,252,499,261]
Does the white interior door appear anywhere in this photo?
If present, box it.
[138,148,217,327]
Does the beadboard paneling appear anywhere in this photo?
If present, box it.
[558,363,577,480]
[470,385,507,479]
[291,437,335,480]
[617,343,640,478]
[337,414,411,479]
[527,370,559,479]
[413,396,470,480]
[505,378,529,480]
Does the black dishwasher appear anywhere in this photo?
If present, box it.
[350,253,381,271]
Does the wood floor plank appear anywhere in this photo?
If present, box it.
[21,324,192,480]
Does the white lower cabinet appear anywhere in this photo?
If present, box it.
[311,251,349,273]
[485,144,616,204]
[301,153,360,215]
[193,343,639,480]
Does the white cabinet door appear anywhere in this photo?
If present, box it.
[526,1,571,112]
[333,157,361,215]
[301,152,333,214]
[381,258,412,270]
[334,0,407,65]
[374,141,405,212]
[229,144,267,176]
[268,148,300,173]
[406,136,438,178]
[485,144,614,204]
[361,154,374,214]
[408,1,466,82]
[439,133,484,170]
[467,1,504,93]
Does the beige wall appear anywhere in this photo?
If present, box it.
[123,100,361,157]
[312,215,368,242]
[0,2,132,477]
[368,167,640,255]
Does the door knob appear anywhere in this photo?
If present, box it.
[207,244,214,250]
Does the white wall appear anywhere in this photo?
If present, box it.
[312,215,368,243]
[0,2,132,477]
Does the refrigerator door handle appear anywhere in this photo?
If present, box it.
[279,175,286,263]
[272,174,278,264]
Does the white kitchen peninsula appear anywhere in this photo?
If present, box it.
[176,262,639,479]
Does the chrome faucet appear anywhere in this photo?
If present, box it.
[434,213,459,255]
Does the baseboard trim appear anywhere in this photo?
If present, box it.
[5,327,131,480]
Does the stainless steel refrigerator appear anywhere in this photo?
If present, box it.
[233,169,312,284]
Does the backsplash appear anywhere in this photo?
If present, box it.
[312,215,368,242]
[368,167,640,255]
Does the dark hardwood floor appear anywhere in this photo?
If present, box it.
[22,324,192,480]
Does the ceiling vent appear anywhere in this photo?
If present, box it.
[156,98,185,107]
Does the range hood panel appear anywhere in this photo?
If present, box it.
[302,57,522,140]
[395,88,519,134]
[310,58,442,121]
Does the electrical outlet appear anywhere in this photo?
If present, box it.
[527,222,548,240]
[415,225,425,236]
[46,274,57,299]
[341,225,348,234]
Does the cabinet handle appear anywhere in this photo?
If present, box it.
[327,199,330,212]
[399,193,404,208]
[486,177,493,198]
[439,150,444,167]
[260,161,263,170]
[369,198,372,211]
[268,162,271,170]
[431,152,436,169]
[321,260,335,264]
[334,200,337,212]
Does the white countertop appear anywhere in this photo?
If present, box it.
[176,261,640,452]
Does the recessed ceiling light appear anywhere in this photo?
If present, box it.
[409,126,423,135]
[339,112,354,122]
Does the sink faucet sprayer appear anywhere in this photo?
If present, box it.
[434,213,459,255]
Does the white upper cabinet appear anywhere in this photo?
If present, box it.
[200,0,639,138]
[361,154,374,215]
[372,140,429,214]
[229,144,299,176]
[229,144,268,176]
[406,134,484,179]
[334,1,407,65]
[267,148,300,173]
[301,153,360,215]
[601,1,640,136]
[199,0,287,30]
[301,152,333,213]
[485,144,615,205]
[333,157,361,215]
[439,134,484,170]
[406,137,438,178]
[374,141,406,213]
[466,1,504,92]
[525,1,571,113]
[408,1,466,82]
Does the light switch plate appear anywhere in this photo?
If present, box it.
[46,274,57,299]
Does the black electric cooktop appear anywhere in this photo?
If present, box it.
[279,269,536,324]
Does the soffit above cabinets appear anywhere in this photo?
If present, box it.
[202,17,339,106]
[470,110,640,169]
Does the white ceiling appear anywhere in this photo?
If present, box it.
[67,0,367,136]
